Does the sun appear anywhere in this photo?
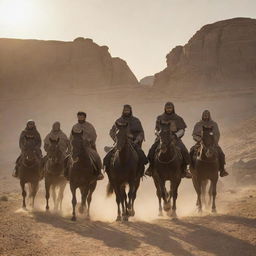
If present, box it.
[0,0,36,29]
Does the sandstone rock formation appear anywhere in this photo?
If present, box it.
[0,37,138,97]
[139,76,154,86]
[154,18,256,91]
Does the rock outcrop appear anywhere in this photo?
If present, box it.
[0,37,138,97]
[154,18,256,91]
[139,76,154,86]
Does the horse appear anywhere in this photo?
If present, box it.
[69,130,99,221]
[17,136,42,209]
[105,121,140,221]
[152,120,183,218]
[44,137,67,212]
[190,126,219,213]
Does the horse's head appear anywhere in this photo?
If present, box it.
[48,137,62,163]
[201,126,216,158]
[115,121,129,151]
[71,130,89,162]
[22,136,38,164]
[158,120,175,153]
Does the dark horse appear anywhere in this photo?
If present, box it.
[152,120,183,218]
[69,130,99,221]
[17,136,42,209]
[106,121,139,221]
[45,137,67,212]
[190,126,219,213]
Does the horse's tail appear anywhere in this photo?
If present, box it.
[106,182,114,197]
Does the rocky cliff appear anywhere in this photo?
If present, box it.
[154,18,256,91]
[0,37,138,97]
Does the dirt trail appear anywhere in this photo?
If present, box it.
[0,185,255,256]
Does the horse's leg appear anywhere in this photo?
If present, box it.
[20,180,26,209]
[201,180,207,209]
[208,182,213,209]
[162,181,170,212]
[57,182,66,212]
[197,180,202,213]
[45,178,50,211]
[153,177,163,216]
[30,182,39,209]
[78,186,85,214]
[70,185,77,221]
[81,185,90,216]
[113,185,122,221]
[120,185,128,221]
[211,179,218,213]
[170,179,181,218]
[127,183,134,217]
[87,182,96,219]
[130,179,140,217]
[52,185,57,211]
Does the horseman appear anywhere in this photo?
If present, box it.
[44,121,71,157]
[103,104,148,176]
[190,110,229,177]
[145,102,191,178]
[13,120,42,177]
[67,111,104,180]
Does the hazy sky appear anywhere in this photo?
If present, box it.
[0,0,256,79]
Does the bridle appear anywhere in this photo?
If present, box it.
[157,129,177,164]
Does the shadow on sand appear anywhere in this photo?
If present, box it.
[32,211,256,255]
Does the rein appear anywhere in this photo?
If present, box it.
[197,141,217,163]
[22,157,39,168]
[156,143,177,164]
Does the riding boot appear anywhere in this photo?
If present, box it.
[145,142,158,177]
[218,146,229,177]
[12,165,18,178]
[103,149,114,173]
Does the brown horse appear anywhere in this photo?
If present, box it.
[105,121,140,221]
[152,120,183,218]
[45,137,67,212]
[190,126,219,213]
[17,136,42,209]
[69,130,99,221]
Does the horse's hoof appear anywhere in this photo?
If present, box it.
[71,216,77,221]
[22,206,27,211]
[127,209,135,217]
[212,208,217,214]
[158,211,163,217]
[164,204,171,212]
[171,211,178,219]
[116,216,122,222]
[122,215,129,222]
[78,207,84,214]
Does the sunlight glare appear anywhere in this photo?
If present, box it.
[0,0,37,29]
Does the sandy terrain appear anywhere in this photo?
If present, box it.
[0,185,255,256]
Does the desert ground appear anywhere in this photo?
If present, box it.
[0,88,255,256]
